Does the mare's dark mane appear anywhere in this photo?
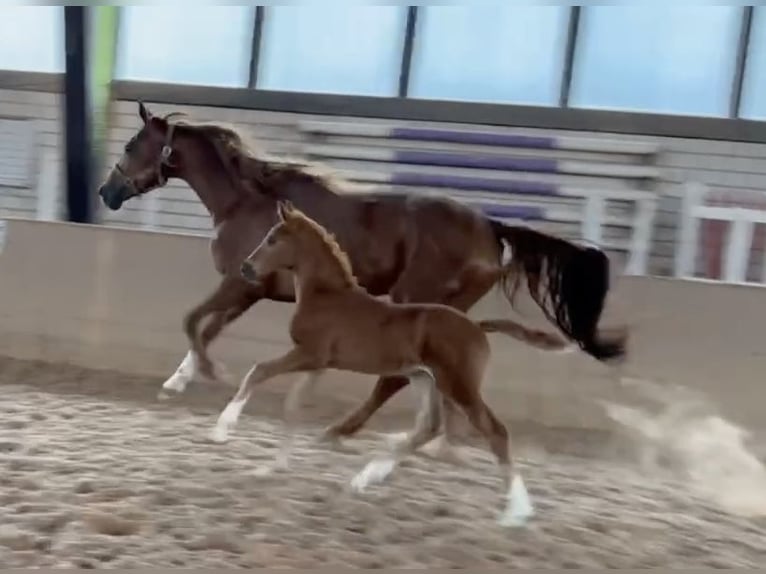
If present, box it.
[173,119,354,197]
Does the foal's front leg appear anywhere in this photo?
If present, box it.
[209,347,318,443]
[254,369,325,477]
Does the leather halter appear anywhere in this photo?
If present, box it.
[114,121,177,195]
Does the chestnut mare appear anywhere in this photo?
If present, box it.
[211,200,543,526]
[98,102,626,447]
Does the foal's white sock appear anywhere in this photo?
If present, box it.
[499,473,534,527]
[210,397,246,443]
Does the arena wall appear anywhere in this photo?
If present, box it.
[1,218,765,437]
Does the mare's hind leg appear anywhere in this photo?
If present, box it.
[350,369,442,492]
[319,375,409,446]
[160,276,261,397]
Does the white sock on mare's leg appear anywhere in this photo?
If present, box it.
[498,472,534,527]
[159,351,199,397]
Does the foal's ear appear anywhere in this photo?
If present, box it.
[276,200,291,222]
[138,101,152,125]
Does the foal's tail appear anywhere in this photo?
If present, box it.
[478,319,570,352]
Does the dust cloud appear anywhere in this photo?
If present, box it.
[603,377,766,517]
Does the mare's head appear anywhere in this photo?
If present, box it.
[240,201,358,289]
[98,101,183,211]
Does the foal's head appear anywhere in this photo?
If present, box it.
[240,201,358,289]
[98,102,183,211]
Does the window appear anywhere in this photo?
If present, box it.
[408,6,569,105]
[116,6,254,87]
[570,6,741,117]
[740,7,766,119]
[0,6,63,73]
[258,6,406,96]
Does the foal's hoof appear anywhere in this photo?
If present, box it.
[350,458,396,493]
[382,432,409,449]
[497,511,532,528]
[157,388,181,401]
[208,426,229,444]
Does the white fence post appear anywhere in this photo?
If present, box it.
[582,193,604,246]
[625,196,657,276]
[141,194,159,230]
[675,181,704,279]
[35,148,57,222]
[723,209,754,283]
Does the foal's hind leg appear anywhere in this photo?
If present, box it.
[351,369,442,492]
[456,393,534,527]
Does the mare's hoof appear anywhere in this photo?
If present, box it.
[208,426,229,444]
[497,512,532,528]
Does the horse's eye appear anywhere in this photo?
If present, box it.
[266,234,276,246]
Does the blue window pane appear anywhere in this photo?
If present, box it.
[258,6,406,96]
[408,6,568,105]
[0,7,63,73]
[116,6,253,87]
[740,8,766,119]
[571,6,741,117]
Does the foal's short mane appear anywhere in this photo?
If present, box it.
[173,118,356,196]
[285,209,359,289]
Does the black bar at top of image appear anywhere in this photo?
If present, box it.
[559,6,581,108]
[63,5,94,224]
[730,6,754,118]
[398,7,418,98]
[248,6,265,89]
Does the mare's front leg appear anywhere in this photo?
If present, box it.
[209,347,320,444]
[160,275,261,398]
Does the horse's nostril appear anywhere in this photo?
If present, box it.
[240,262,255,281]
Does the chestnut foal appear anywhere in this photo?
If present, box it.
[210,201,566,527]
